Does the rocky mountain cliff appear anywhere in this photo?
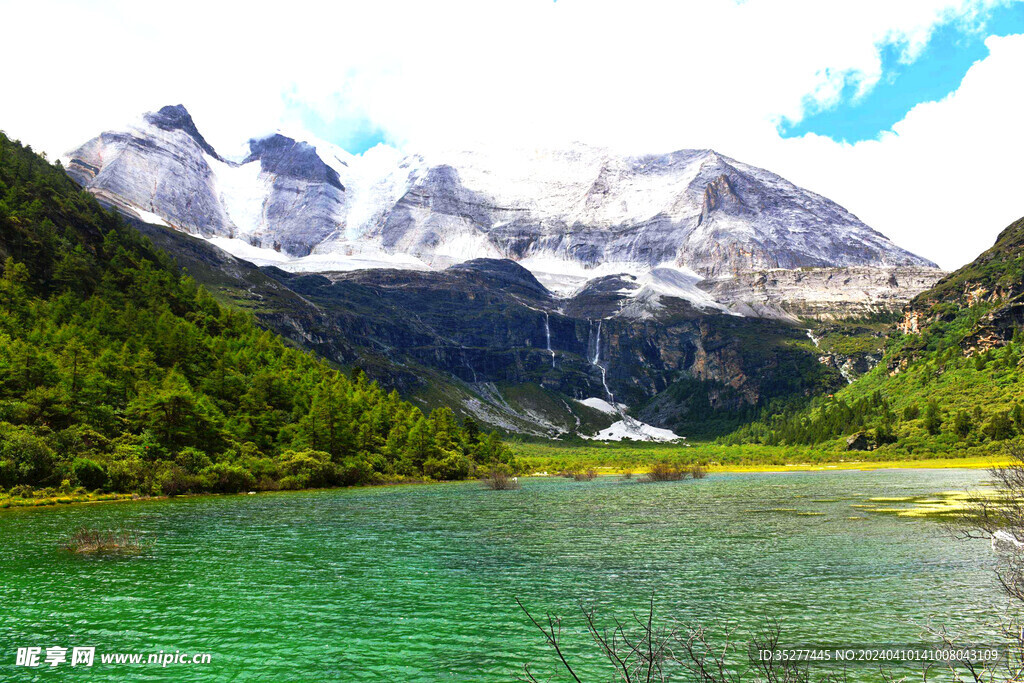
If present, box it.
[65,105,940,309]
[895,215,1024,364]
[703,266,943,321]
[60,105,951,439]
[127,217,842,440]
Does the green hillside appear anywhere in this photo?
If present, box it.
[0,132,516,497]
[724,216,1024,456]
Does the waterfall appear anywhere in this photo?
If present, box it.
[587,318,642,435]
[544,313,555,368]
[590,319,610,401]
[461,349,478,383]
[598,364,613,403]
[807,328,853,384]
[838,361,855,385]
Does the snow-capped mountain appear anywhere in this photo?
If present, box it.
[65,105,939,310]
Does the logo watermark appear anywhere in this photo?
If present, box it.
[749,643,1008,668]
[15,646,211,668]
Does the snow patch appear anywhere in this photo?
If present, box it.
[586,420,681,442]
[625,266,734,315]
[518,256,651,296]
[129,207,170,227]
[204,237,290,265]
[208,156,269,237]
[201,235,432,272]
[287,247,431,272]
[577,397,627,414]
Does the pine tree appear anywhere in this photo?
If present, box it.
[954,410,972,438]
[924,400,942,435]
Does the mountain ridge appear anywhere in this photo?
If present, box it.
[64,105,939,300]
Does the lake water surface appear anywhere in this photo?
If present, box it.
[0,468,1011,681]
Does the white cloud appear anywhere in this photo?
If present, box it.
[761,33,1024,271]
[0,0,1020,268]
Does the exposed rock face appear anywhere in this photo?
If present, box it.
[846,432,871,451]
[702,266,945,320]
[65,110,234,237]
[891,216,1024,373]
[145,104,225,162]
[65,106,351,257]
[131,213,842,436]
[65,106,937,292]
[267,258,843,434]
[242,134,348,256]
[898,310,922,335]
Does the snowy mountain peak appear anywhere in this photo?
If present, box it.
[64,107,939,306]
[144,104,224,162]
[245,134,346,191]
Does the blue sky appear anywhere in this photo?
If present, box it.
[780,2,1024,142]
[300,112,389,155]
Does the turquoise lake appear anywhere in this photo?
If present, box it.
[0,468,1011,681]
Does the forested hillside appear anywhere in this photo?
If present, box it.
[724,216,1024,456]
[0,132,516,496]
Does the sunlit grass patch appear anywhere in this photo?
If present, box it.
[855,489,1007,520]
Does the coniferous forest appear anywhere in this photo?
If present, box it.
[0,132,518,497]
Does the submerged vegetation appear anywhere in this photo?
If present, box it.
[571,468,598,482]
[62,527,148,554]
[480,467,521,490]
[641,462,686,481]
[0,132,519,498]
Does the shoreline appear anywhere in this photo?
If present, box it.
[565,457,1006,477]
[1,456,1003,513]
[525,455,1006,477]
[0,476,441,513]
[660,456,1002,475]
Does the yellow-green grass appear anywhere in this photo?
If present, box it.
[0,492,136,509]
[513,440,1009,475]
[856,490,1004,519]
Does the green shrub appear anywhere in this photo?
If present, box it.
[277,450,334,488]
[107,458,147,492]
[71,458,107,491]
[174,447,212,475]
[199,464,256,493]
[423,454,471,481]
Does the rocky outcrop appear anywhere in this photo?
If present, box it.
[242,134,348,256]
[891,216,1024,365]
[961,300,1024,355]
[65,117,235,237]
[702,266,945,320]
[846,432,871,451]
